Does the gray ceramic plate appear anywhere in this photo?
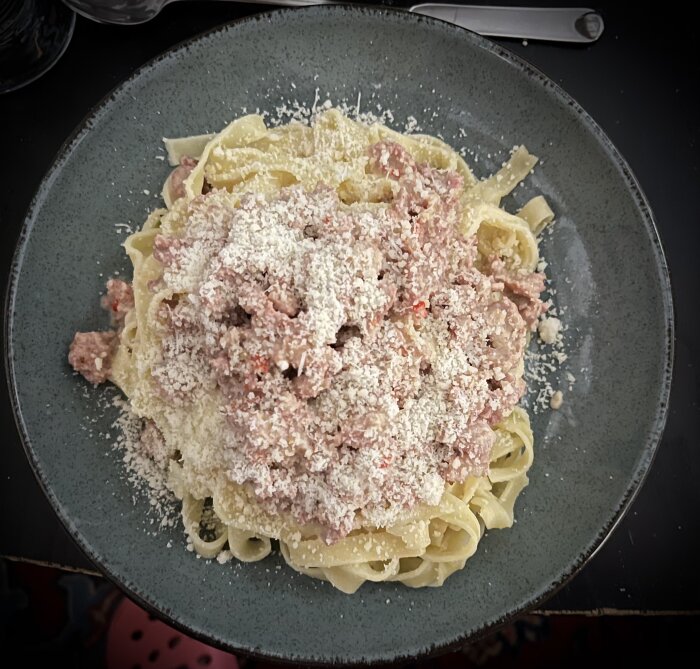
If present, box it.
[6,6,673,664]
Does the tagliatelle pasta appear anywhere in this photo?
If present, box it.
[69,109,551,594]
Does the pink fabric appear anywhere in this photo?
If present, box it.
[107,597,238,669]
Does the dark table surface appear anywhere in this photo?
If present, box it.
[1,2,698,614]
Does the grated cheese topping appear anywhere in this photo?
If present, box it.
[143,139,542,541]
[538,316,561,344]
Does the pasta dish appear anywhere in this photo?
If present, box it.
[69,109,555,593]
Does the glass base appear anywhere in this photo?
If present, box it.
[0,0,76,95]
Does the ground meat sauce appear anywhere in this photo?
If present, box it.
[100,278,134,324]
[166,156,198,203]
[68,279,132,385]
[488,257,547,330]
[70,141,547,541]
[68,331,117,385]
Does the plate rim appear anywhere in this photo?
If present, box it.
[4,5,675,664]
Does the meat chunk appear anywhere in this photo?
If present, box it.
[68,331,117,384]
[100,279,134,324]
[166,156,198,203]
[487,258,547,330]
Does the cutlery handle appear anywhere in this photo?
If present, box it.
[215,0,336,5]
[408,4,604,43]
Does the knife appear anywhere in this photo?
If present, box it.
[409,4,603,43]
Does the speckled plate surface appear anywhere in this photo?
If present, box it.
[6,6,673,664]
